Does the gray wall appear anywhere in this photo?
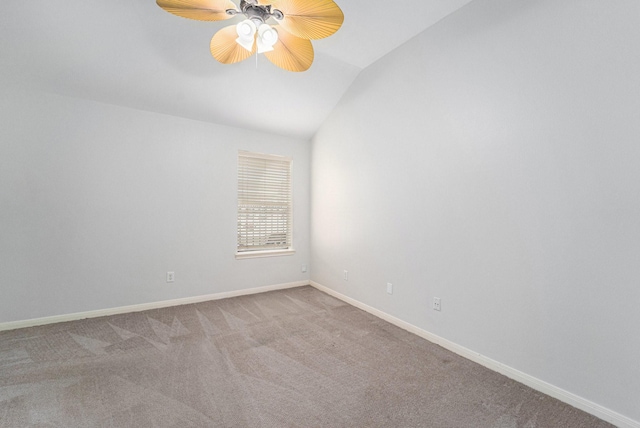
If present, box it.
[0,89,310,323]
[311,0,640,422]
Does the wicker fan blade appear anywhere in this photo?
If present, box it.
[210,25,256,64]
[269,0,343,39]
[264,26,313,72]
[157,0,236,21]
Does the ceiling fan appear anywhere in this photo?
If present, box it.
[157,0,344,72]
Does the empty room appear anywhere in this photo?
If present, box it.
[1,0,638,427]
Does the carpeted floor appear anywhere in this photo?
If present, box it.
[0,286,613,427]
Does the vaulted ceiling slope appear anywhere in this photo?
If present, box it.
[1,0,474,138]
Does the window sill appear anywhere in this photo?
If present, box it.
[235,249,296,260]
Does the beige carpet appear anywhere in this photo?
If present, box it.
[0,286,612,427]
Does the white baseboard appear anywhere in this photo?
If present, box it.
[310,281,639,428]
[0,281,309,332]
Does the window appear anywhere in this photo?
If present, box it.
[236,150,294,258]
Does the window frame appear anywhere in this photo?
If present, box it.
[235,150,295,259]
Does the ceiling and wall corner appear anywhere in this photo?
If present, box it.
[0,0,475,139]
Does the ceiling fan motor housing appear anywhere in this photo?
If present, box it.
[239,0,283,24]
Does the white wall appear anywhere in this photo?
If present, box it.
[0,88,310,323]
[311,0,640,423]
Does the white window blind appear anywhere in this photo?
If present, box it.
[237,151,292,253]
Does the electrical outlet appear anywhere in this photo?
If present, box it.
[166,272,175,283]
[386,283,393,295]
[433,297,441,311]
[301,265,307,273]
[343,270,348,281]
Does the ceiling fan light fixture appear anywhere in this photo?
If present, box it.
[235,19,257,51]
[257,24,278,53]
[157,0,343,71]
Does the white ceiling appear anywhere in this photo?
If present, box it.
[1,0,474,139]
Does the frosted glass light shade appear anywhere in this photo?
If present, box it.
[235,19,256,51]
[257,25,279,53]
